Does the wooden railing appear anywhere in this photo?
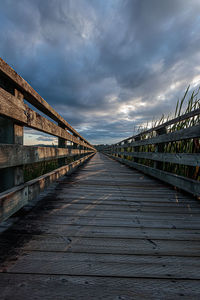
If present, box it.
[0,58,96,222]
[102,109,200,197]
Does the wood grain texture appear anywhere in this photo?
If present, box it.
[0,144,92,168]
[0,88,95,150]
[0,153,94,222]
[120,107,200,144]
[114,151,200,166]
[108,154,200,197]
[113,125,200,148]
[0,153,200,299]
[0,57,93,147]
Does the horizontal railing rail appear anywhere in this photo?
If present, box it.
[0,58,94,147]
[0,57,96,222]
[121,108,200,144]
[102,109,200,197]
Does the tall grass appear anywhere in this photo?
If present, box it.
[24,156,78,182]
[122,86,200,181]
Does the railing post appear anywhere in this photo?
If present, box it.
[120,142,124,159]
[134,136,141,163]
[73,135,81,159]
[124,141,129,160]
[120,142,123,158]
[154,127,167,169]
[115,143,120,157]
[58,123,68,166]
[0,89,24,191]
[111,145,115,156]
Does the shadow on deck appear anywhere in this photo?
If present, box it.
[0,153,200,299]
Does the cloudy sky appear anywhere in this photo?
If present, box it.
[0,0,200,145]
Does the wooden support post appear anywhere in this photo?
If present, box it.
[131,139,134,160]
[0,89,24,191]
[124,142,129,160]
[58,123,68,166]
[73,135,81,160]
[118,143,121,158]
[121,142,124,159]
[13,90,24,186]
[116,144,119,157]
[111,145,115,156]
[134,136,141,163]
[154,127,167,170]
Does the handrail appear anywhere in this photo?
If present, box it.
[102,109,200,197]
[0,57,96,222]
[109,108,200,146]
[0,57,94,148]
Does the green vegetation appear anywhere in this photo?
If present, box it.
[24,159,59,182]
[122,86,200,181]
[24,156,76,182]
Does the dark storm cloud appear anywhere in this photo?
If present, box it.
[0,0,200,144]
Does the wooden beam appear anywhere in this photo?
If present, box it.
[13,89,24,186]
[0,144,92,168]
[0,57,93,148]
[0,153,94,222]
[0,89,24,191]
[120,108,200,145]
[107,154,200,197]
[113,125,200,148]
[0,88,95,150]
[112,151,200,167]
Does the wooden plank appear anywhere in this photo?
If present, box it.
[0,88,95,150]
[31,202,200,214]
[6,251,200,279]
[17,215,200,230]
[120,108,200,144]
[47,194,194,203]
[0,144,91,168]
[13,89,24,186]
[0,186,28,222]
[37,198,199,208]
[1,152,200,300]
[10,223,200,240]
[113,151,200,166]
[0,273,200,300]
[0,153,94,222]
[37,206,199,220]
[113,125,200,148]
[108,155,200,197]
[20,236,200,256]
[0,57,93,147]
[0,89,24,190]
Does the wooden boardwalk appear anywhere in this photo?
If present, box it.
[0,153,200,299]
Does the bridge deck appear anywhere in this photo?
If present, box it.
[0,153,200,299]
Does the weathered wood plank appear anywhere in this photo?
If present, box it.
[10,223,200,240]
[0,273,200,300]
[113,125,200,148]
[36,197,199,208]
[114,151,200,167]
[121,108,200,144]
[108,155,200,197]
[0,186,28,222]
[0,144,91,168]
[6,251,200,279]
[0,88,95,150]
[0,153,94,222]
[0,57,93,147]
[29,202,200,214]
[14,235,200,256]
[16,215,200,230]
[0,153,200,299]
